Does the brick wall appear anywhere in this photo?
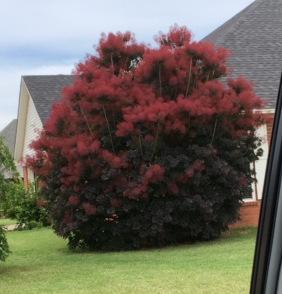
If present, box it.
[266,114,274,146]
[230,201,261,228]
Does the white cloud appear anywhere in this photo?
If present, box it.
[0,0,255,131]
[1,0,254,47]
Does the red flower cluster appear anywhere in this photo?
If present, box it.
[142,164,165,184]
[69,195,80,206]
[83,203,97,216]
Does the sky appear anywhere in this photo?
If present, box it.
[0,0,255,131]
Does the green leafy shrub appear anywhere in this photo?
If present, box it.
[0,136,19,218]
[1,178,49,229]
[0,226,10,262]
[1,179,26,219]
[15,181,49,230]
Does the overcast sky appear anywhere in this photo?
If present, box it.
[0,0,255,131]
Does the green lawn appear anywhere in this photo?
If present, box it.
[0,218,16,226]
[0,227,257,294]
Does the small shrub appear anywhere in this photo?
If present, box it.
[0,226,10,262]
[15,181,49,230]
[0,135,21,218]
[1,179,26,219]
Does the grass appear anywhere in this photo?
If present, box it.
[0,227,257,294]
[0,217,16,226]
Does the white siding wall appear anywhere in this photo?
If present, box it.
[244,124,268,202]
[23,97,43,182]
[255,124,269,200]
[16,163,24,178]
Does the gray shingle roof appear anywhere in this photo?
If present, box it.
[0,119,18,155]
[23,75,74,123]
[204,0,282,109]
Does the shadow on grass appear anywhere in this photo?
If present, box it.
[56,226,257,257]
[221,226,257,240]
[0,265,33,275]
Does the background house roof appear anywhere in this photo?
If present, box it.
[23,75,74,124]
[204,0,282,110]
[0,119,17,155]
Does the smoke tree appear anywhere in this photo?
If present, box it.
[26,25,266,250]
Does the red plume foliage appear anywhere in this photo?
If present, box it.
[26,24,266,251]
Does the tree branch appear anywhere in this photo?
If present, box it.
[185,59,193,97]
[78,104,94,138]
[150,120,160,164]
[102,104,116,155]
[210,116,218,145]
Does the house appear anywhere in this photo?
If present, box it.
[14,0,279,227]
[0,119,19,179]
[14,75,74,188]
[204,0,282,226]
[0,119,17,156]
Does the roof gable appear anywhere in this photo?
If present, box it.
[23,75,74,124]
[0,119,17,156]
[15,75,74,161]
[204,0,282,109]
